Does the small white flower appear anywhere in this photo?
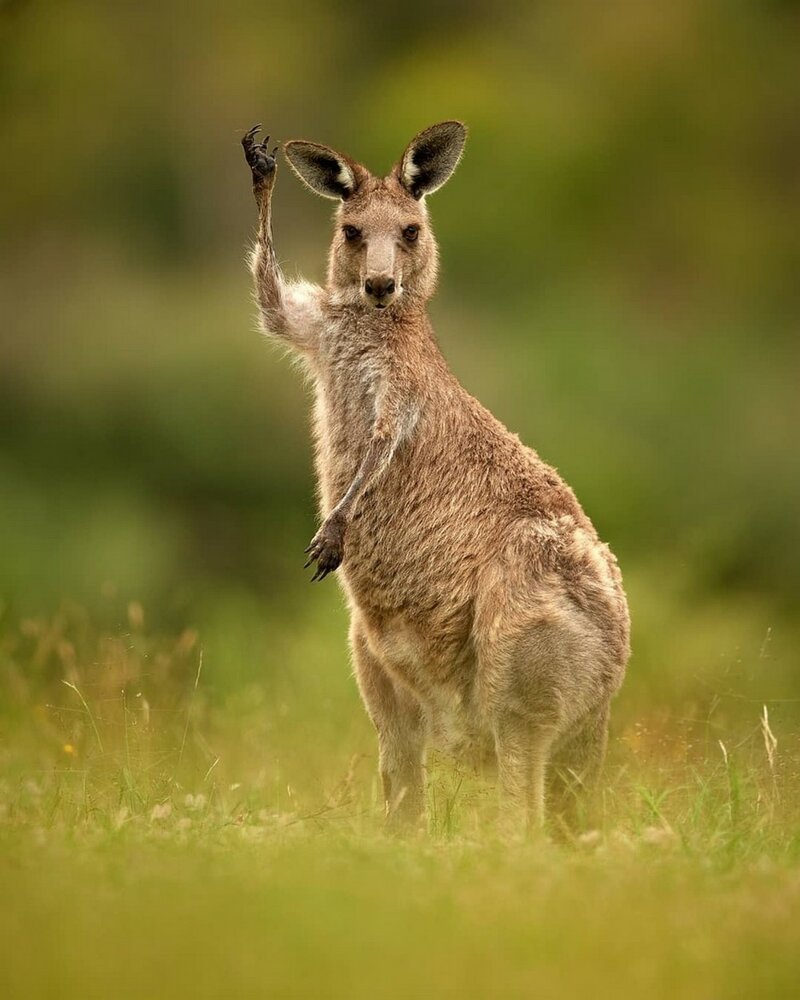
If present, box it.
[641,825,678,848]
[150,801,172,821]
[577,829,602,849]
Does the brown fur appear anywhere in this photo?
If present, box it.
[241,122,630,832]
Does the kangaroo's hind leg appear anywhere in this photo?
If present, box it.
[351,624,428,829]
[548,698,610,834]
[493,708,557,835]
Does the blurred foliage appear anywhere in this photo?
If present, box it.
[0,0,798,701]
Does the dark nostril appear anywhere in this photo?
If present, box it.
[365,277,395,299]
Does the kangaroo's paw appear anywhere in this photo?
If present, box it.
[241,124,278,189]
[303,516,345,582]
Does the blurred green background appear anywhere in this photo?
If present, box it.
[1,0,798,718]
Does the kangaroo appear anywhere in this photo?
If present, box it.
[241,121,630,832]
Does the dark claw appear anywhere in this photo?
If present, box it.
[242,124,277,180]
[303,537,324,569]
[303,522,344,581]
[242,123,261,147]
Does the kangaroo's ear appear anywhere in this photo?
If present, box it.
[283,140,363,200]
[397,121,467,200]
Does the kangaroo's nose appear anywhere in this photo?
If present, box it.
[364,275,396,305]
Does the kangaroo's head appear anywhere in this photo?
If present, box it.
[284,122,466,312]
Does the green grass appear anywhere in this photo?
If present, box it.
[2,606,799,998]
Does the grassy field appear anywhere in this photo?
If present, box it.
[2,602,799,999]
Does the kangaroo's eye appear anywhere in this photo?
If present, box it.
[403,225,419,243]
[343,225,361,242]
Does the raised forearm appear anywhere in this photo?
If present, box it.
[242,126,321,350]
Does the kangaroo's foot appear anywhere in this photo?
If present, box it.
[304,515,346,581]
[242,124,278,192]
[383,774,426,835]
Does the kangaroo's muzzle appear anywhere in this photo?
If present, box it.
[364,275,397,308]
